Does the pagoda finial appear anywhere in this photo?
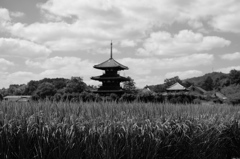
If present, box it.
[110,41,113,59]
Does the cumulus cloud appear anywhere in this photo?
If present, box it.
[165,70,203,80]
[210,9,240,33]
[0,71,40,88]
[0,56,102,88]
[0,58,14,71]
[0,38,52,58]
[10,11,25,18]
[220,52,240,60]
[1,0,237,53]
[137,30,230,56]
[120,54,213,76]
[134,75,165,88]
[92,47,120,55]
[188,20,203,29]
[0,8,11,22]
[26,56,100,80]
[7,21,120,51]
[38,0,240,33]
[120,39,137,47]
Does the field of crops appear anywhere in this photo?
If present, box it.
[0,101,240,159]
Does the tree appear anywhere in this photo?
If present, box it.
[182,81,193,88]
[52,78,68,90]
[8,84,19,95]
[152,85,165,93]
[123,77,137,93]
[201,76,213,91]
[65,77,87,93]
[35,82,56,99]
[25,80,39,95]
[164,76,182,88]
[14,84,27,95]
[229,69,240,85]
[214,78,221,90]
[0,88,8,96]
[221,84,240,105]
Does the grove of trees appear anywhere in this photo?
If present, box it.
[0,77,87,100]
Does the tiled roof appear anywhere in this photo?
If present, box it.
[94,58,128,70]
[166,82,187,91]
[215,92,227,100]
[188,85,207,93]
[91,76,129,81]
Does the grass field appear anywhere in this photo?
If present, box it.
[0,101,240,159]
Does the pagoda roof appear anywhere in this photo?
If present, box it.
[166,82,187,91]
[94,58,128,70]
[91,76,130,81]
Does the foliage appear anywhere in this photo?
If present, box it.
[65,77,87,93]
[201,76,214,91]
[0,102,240,158]
[119,93,136,102]
[0,77,87,100]
[35,82,57,99]
[229,69,240,85]
[122,76,137,93]
[150,84,165,93]
[164,76,183,88]
[221,84,240,105]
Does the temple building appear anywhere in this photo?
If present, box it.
[166,82,189,94]
[91,43,130,95]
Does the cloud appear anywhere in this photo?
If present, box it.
[0,58,14,71]
[210,10,240,33]
[220,52,240,60]
[120,39,137,47]
[137,30,230,56]
[0,38,52,58]
[120,53,213,76]
[38,0,240,33]
[10,11,25,18]
[0,8,11,22]
[0,71,40,88]
[26,56,100,80]
[1,0,237,53]
[133,75,165,88]
[7,21,119,51]
[216,66,240,73]
[93,47,121,55]
[165,70,203,80]
[188,20,203,29]
[0,56,101,88]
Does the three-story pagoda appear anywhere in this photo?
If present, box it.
[91,43,130,95]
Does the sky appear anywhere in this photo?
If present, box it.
[0,0,240,88]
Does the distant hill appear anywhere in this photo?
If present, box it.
[184,72,229,88]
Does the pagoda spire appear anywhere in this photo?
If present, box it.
[110,41,113,59]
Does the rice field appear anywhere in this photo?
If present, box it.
[0,101,240,159]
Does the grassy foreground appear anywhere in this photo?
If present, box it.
[0,101,240,159]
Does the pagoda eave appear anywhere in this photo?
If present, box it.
[93,66,128,71]
[91,76,130,81]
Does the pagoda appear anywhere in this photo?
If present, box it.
[91,43,130,95]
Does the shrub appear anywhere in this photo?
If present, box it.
[119,93,136,102]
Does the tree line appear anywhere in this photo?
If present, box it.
[0,69,240,104]
[0,77,88,100]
